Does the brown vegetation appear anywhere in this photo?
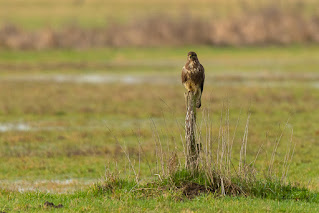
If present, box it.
[1,7,319,49]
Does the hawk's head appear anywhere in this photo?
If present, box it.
[187,51,198,62]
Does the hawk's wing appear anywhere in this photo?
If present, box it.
[199,64,205,93]
[181,66,188,84]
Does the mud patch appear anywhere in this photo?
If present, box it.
[43,201,63,209]
[178,179,242,199]
[182,182,211,199]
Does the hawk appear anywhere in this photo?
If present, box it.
[181,51,205,108]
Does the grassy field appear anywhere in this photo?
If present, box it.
[1,191,319,212]
[0,45,318,211]
[1,45,319,74]
[1,1,319,211]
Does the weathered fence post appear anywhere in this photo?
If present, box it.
[184,92,200,172]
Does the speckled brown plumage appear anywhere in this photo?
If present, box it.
[181,51,205,108]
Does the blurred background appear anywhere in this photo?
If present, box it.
[0,0,318,193]
[1,0,319,48]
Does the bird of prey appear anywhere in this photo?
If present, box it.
[181,51,205,108]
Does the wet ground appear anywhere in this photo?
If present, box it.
[1,72,319,87]
[1,70,318,193]
[0,179,96,193]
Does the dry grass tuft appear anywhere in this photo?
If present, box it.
[1,6,319,49]
[99,103,302,200]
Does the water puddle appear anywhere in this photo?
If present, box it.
[0,179,96,193]
[0,118,165,132]
[2,74,177,85]
[0,123,31,132]
[2,73,319,88]
[312,82,319,89]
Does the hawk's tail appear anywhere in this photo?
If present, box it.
[196,97,201,108]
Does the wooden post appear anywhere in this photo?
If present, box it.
[184,91,200,172]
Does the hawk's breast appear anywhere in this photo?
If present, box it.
[183,71,199,92]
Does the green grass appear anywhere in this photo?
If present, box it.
[0,182,318,212]
[0,45,318,211]
[0,81,318,194]
[0,45,319,76]
[1,166,319,212]
[92,170,319,202]
[0,45,318,63]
